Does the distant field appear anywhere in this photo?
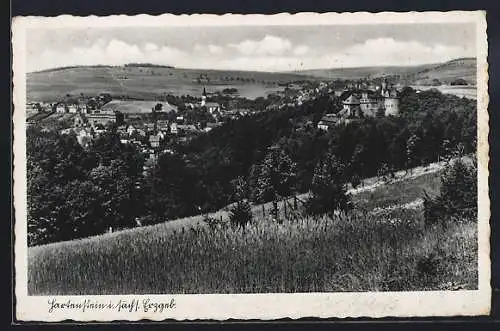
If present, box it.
[294,64,437,80]
[27,65,309,102]
[28,159,477,295]
[101,100,177,113]
[410,85,477,100]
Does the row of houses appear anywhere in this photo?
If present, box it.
[56,102,89,114]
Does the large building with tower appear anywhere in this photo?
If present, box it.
[341,80,400,118]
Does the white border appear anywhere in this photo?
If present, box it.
[12,11,490,321]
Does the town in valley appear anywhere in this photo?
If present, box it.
[23,20,481,297]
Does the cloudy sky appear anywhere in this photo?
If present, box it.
[26,23,476,72]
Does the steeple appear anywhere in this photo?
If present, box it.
[201,87,207,107]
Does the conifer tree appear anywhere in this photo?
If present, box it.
[423,157,477,226]
[306,151,351,217]
[228,176,253,227]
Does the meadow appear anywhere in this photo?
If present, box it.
[26,65,301,102]
[101,100,178,114]
[410,85,477,100]
[27,164,477,295]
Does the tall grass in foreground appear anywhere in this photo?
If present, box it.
[28,208,477,295]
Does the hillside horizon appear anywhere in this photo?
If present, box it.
[26,57,477,102]
[29,57,476,75]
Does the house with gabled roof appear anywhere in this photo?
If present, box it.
[204,102,221,114]
[342,94,361,117]
[317,114,339,131]
[149,134,161,148]
[55,103,66,113]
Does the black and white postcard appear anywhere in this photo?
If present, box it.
[12,11,490,321]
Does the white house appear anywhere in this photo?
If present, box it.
[56,103,66,113]
[170,122,178,134]
[78,103,88,114]
[149,134,161,148]
[67,104,79,113]
[317,114,338,131]
[204,102,221,114]
[127,125,136,135]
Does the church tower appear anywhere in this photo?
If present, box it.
[201,87,207,107]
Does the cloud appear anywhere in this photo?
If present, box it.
[329,38,472,67]
[194,43,224,55]
[27,36,473,73]
[144,42,159,52]
[30,39,186,71]
[229,35,293,56]
[293,45,311,56]
[208,44,223,54]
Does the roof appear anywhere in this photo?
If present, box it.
[204,102,220,108]
[149,135,161,142]
[87,112,115,118]
[207,122,223,128]
[388,89,399,98]
[177,124,197,130]
[343,94,360,105]
[318,117,338,125]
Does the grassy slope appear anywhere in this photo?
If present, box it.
[27,66,315,102]
[293,58,477,85]
[27,160,478,295]
[293,64,437,80]
[404,58,477,85]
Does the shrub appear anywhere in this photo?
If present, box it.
[306,151,351,217]
[351,174,361,189]
[203,216,227,230]
[377,162,395,184]
[423,157,477,227]
[229,200,253,227]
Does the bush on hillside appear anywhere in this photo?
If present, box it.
[228,176,253,227]
[351,174,361,189]
[229,200,253,228]
[423,157,477,227]
[306,151,352,217]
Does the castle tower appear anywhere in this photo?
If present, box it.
[384,88,399,116]
[201,87,207,107]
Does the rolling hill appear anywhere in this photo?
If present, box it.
[401,57,477,85]
[26,65,316,102]
[292,58,477,85]
[292,64,437,80]
[27,58,477,102]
